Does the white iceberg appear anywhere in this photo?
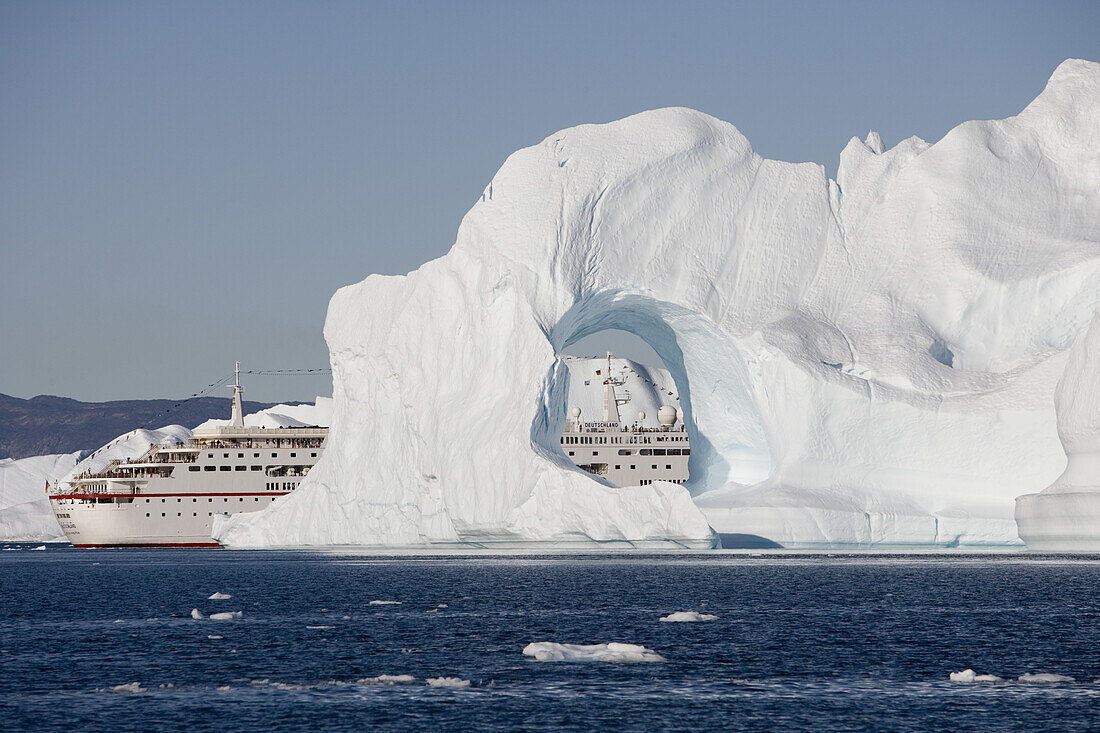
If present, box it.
[1016,313,1100,550]
[368,600,402,606]
[0,452,82,541]
[209,611,243,621]
[212,60,1100,550]
[949,669,1003,683]
[523,642,666,663]
[208,592,232,600]
[357,674,416,686]
[425,677,471,689]
[190,608,204,620]
[659,611,717,622]
[109,682,147,694]
[1018,673,1075,684]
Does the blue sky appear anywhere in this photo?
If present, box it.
[1,1,1096,401]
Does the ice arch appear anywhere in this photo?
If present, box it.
[536,290,771,495]
[215,60,1100,548]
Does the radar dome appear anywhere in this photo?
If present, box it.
[571,407,582,419]
[637,411,646,421]
[658,405,677,427]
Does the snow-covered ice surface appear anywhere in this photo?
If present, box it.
[215,60,1100,549]
[659,611,717,622]
[194,397,332,432]
[1016,313,1100,550]
[0,452,82,541]
[208,592,232,600]
[523,642,666,663]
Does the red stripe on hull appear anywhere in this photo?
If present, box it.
[71,542,222,548]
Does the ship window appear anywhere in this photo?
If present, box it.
[146,513,150,517]
[208,453,213,458]
[640,449,652,456]
[617,449,632,456]
[255,498,259,502]
[666,465,672,470]
[568,451,574,456]
[193,513,197,517]
[161,499,165,503]
[684,449,690,455]
[209,498,212,502]
[630,465,635,469]
[239,498,244,502]
[311,453,317,458]
[235,466,246,472]
[219,466,231,472]
[290,452,296,457]
[178,513,181,517]
[162,513,166,517]
[592,451,598,456]
[251,465,261,471]
[272,453,278,458]
[653,449,666,456]
[254,453,260,458]
[615,465,621,470]
[177,498,181,502]
[652,464,657,469]
[189,466,200,472]
[238,453,244,458]
[204,466,215,472]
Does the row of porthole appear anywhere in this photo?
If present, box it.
[208,452,317,459]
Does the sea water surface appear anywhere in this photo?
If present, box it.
[1,547,1098,731]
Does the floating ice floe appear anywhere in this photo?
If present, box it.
[426,677,471,689]
[949,669,1003,683]
[1018,673,1075,683]
[190,609,205,620]
[109,682,146,694]
[208,592,232,600]
[660,611,718,622]
[306,625,334,630]
[358,674,417,686]
[31,545,46,550]
[210,611,243,621]
[523,642,666,663]
[207,635,224,640]
[368,600,402,606]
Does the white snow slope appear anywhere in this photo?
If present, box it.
[215,60,1100,549]
[1016,313,1100,550]
[0,452,82,541]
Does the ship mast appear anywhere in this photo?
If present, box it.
[602,351,620,424]
[229,361,245,427]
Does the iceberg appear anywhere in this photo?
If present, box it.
[0,452,82,541]
[214,59,1099,549]
[1016,313,1100,550]
[523,642,666,663]
[659,611,717,622]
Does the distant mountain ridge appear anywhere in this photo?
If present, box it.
[0,393,299,460]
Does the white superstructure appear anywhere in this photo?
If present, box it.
[560,353,689,487]
[48,364,327,547]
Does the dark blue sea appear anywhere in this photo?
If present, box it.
[2,548,1098,732]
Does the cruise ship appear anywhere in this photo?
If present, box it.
[48,365,327,547]
[561,353,689,487]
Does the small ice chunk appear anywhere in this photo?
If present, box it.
[216,685,233,692]
[207,635,224,640]
[110,682,146,694]
[190,609,205,620]
[209,611,243,621]
[659,611,717,622]
[369,600,401,605]
[357,674,417,686]
[1018,673,1075,683]
[426,677,471,688]
[31,545,46,550]
[208,592,232,600]
[436,604,448,608]
[950,669,1002,683]
[306,625,334,630]
[523,642,666,663]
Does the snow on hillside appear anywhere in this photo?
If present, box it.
[0,452,82,541]
[215,59,1100,549]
